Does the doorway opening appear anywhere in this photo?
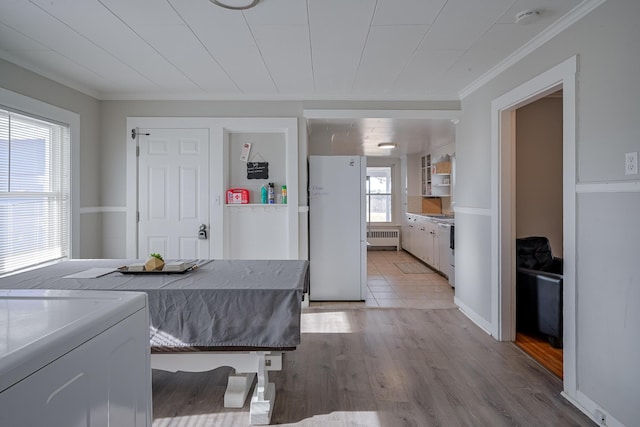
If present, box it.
[512,91,564,378]
[492,56,577,396]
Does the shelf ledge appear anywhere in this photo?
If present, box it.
[226,204,288,207]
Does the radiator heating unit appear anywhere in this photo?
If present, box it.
[367,228,400,251]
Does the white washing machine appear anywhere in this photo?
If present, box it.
[0,289,152,427]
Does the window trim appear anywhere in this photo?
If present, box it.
[366,165,393,223]
[0,87,80,260]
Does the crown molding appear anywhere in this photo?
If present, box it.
[0,52,102,100]
[98,91,461,102]
[458,0,608,100]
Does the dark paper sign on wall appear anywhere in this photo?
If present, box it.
[247,162,269,179]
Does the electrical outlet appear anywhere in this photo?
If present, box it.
[625,152,638,175]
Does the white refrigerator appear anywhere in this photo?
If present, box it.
[309,155,367,300]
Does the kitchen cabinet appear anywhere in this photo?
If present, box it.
[421,155,451,198]
[430,161,451,197]
[420,154,431,196]
[403,213,451,277]
[415,218,428,263]
[422,220,439,270]
[437,223,452,280]
[402,214,418,254]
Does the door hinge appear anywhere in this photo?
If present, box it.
[136,212,140,222]
[136,146,139,157]
[131,128,150,140]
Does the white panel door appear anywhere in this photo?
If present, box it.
[138,128,209,259]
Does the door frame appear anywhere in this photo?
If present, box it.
[126,118,222,259]
[491,56,577,396]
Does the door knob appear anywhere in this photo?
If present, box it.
[198,224,208,240]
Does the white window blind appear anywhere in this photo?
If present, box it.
[0,108,70,274]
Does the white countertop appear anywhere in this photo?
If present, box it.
[0,289,147,392]
[407,212,455,224]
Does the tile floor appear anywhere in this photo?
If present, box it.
[310,248,456,309]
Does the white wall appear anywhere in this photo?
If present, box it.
[577,191,640,424]
[228,132,286,203]
[100,100,306,257]
[101,100,456,257]
[456,0,640,425]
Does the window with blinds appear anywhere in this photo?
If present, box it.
[0,108,70,274]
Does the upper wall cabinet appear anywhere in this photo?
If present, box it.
[421,154,431,196]
[421,154,451,197]
[430,160,451,197]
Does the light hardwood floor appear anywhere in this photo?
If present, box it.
[151,251,594,426]
[516,332,564,379]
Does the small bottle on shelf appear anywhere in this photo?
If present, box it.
[268,182,275,204]
[281,185,287,204]
[261,185,268,204]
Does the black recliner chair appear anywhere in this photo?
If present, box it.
[516,236,563,348]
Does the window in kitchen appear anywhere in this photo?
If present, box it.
[366,166,392,222]
[0,107,70,274]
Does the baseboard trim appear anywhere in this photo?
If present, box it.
[561,389,624,427]
[454,296,493,336]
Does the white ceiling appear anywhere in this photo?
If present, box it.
[0,0,587,156]
[0,0,586,101]
[307,115,458,157]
